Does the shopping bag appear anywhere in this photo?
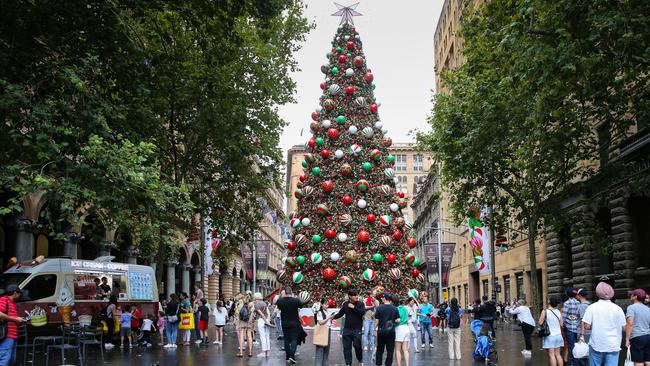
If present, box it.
[313,324,330,347]
[625,346,634,366]
[179,312,195,330]
[572,340,589,359]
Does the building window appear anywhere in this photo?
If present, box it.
[413,154,424,171]
[463,284,469,308]
[395,154,407,172]
[516,273,525,301]
[482,280,489,299]
[503,276,511,303]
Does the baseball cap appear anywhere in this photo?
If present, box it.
[628,289,647,299]
[4,284,20,295]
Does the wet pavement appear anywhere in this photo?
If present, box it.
[27,320,569,365]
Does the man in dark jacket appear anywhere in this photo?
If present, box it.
[331,289,366,366]
[374,293,400,366]
[277,286,302,364]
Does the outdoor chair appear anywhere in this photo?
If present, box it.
[80,325,103,362]
[45,324,83,366]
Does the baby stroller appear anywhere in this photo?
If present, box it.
[471,320,498,364]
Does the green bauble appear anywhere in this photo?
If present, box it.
[315,137,324,146]
[331,67,339,75]
[296,255,306,265]
[326,52,331,58]
[372,82,376,89]
[372,253,383,262]
[336,115,346,124]
[362,162,372,171]
[312,235,322,244]
[336,46,343,52]
[302,160,307,168]
[346,52,352,58]
[413,257,422,267]
[387,154,395,163]
[312,166,321,176]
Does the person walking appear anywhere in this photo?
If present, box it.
[374,293,399,366]
[407,297,420,353]
[197,298,210,344]
[446,297,463,360]
[254,292,271,358]
[539,296,564,366]
[273,293,284,340]
[119,304,133,348]
[363,289,379,352]
[417,296,434,348]
[277,287,302,364]
[314,298,332,366]
[625,288,650,366]
[0,284,26,366]
[563,288,582,366]
[394,297,411,366]
[164,294,180,348]
[331,289,366,366]
[510,299,535,357]
[235,297,254,358]
[157,311,166,346]
[581,282,626,366]
[478,296,497,338]
[437,302,447,334]
[212,300,227,345]
[102,295,118,348]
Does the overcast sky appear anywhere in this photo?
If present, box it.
[278,0,445,156]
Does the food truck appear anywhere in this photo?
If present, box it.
[0,257,158,333]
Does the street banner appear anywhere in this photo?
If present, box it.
[440,243,455,288]
[240,243,254,281]
[424,243,439,284]
[468,213,491,275]
[255,240,271,281]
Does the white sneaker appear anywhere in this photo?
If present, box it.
[195,340,203,344]
[213,340,219,344]
[429,344,434,348]
[257,353,266,358]
[521,350,531,357]
[421,344,426,348]
[172,344,178,348]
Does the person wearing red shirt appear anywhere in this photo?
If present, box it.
[131,304,142,343]
[0,284,26,366]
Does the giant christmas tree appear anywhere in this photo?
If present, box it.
[279,8,424,304]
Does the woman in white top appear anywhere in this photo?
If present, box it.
[510,299,536,356]
[538,296,564,366]
[314,298,331,366]
[407,297,420,352]
[212,300,228,344]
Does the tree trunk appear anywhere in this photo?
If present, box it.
[528,216,541,315]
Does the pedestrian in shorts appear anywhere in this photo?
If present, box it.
[120,304,133,348]
[197,298,210,344]
[141,314,155,347]
[213,301,227,344]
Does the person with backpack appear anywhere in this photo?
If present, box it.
[235,296,254,357]
[101,295,118,348]
[445,297,463,360]
[374,292,400,366]
[331,289,366,366]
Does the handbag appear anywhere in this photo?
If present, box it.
[167,304,180,323]
[179,312,195,330]
[537,310,550,337]
[625,346,634,366]
[313,324,330,347]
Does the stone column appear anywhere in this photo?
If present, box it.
[232,276,240,297]
[165,261,178,297]
[62,232,80,259]
[181,264,191,295]
[126,245,138,264]
[14,218,35,261]
[208,274,219,304]
[610,190,636,296]
[221,275,233,299]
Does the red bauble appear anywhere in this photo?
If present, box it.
[327,128,339,139]
[387,254,397,264]
[346,41,355,50]
[320,149,330,159]
[407,238,417,248]
[328,298,335,307]
[308,139,316,148]
[397,192,405,198]
[353,56,364,66]
[338,55,348,63]
[311,111,319,121]
[411,269,421,278]
[364,72,374,83]
[287,241,297,251]
[366,213,376,223]
[299,175,306,182]
[325,229,336,239]
[357,231,370,243]
[342,196,353,205]
[323,268,336,281]
[320,82,326,90]
[370,104,378,113]
[322,180,334,193]
[345,86,355,95]
[393,230,402,240]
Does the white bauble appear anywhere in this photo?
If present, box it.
[393,177,399,184]
[348,125,358,135]
[355,35,360,40]
[330,252,341,261]
[390,203,399,212]
[322,119,332,128]
[374,121,383,129]
[381,128,388,134]
[345,68,354,76]
[358,199,367,209]
[325,77,331,82]
[337,233,348,242]
[316,106,323,113]
[301,217,311,226]
[335,149,344,159]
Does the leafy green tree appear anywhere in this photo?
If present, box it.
[418,0,649,313]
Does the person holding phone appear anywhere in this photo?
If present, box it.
[0,284,26,366]
[417,296,434,348]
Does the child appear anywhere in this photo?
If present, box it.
[156,311,166,346]
[197,298,210,344]
[120,304,133,348]
[131,304,142,343]
[213,301,227,344]
[141,313,155,347]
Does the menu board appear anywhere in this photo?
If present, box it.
[128,272,154,300]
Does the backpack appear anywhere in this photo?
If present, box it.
[448,308,461,328]
[239,305,250,322]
